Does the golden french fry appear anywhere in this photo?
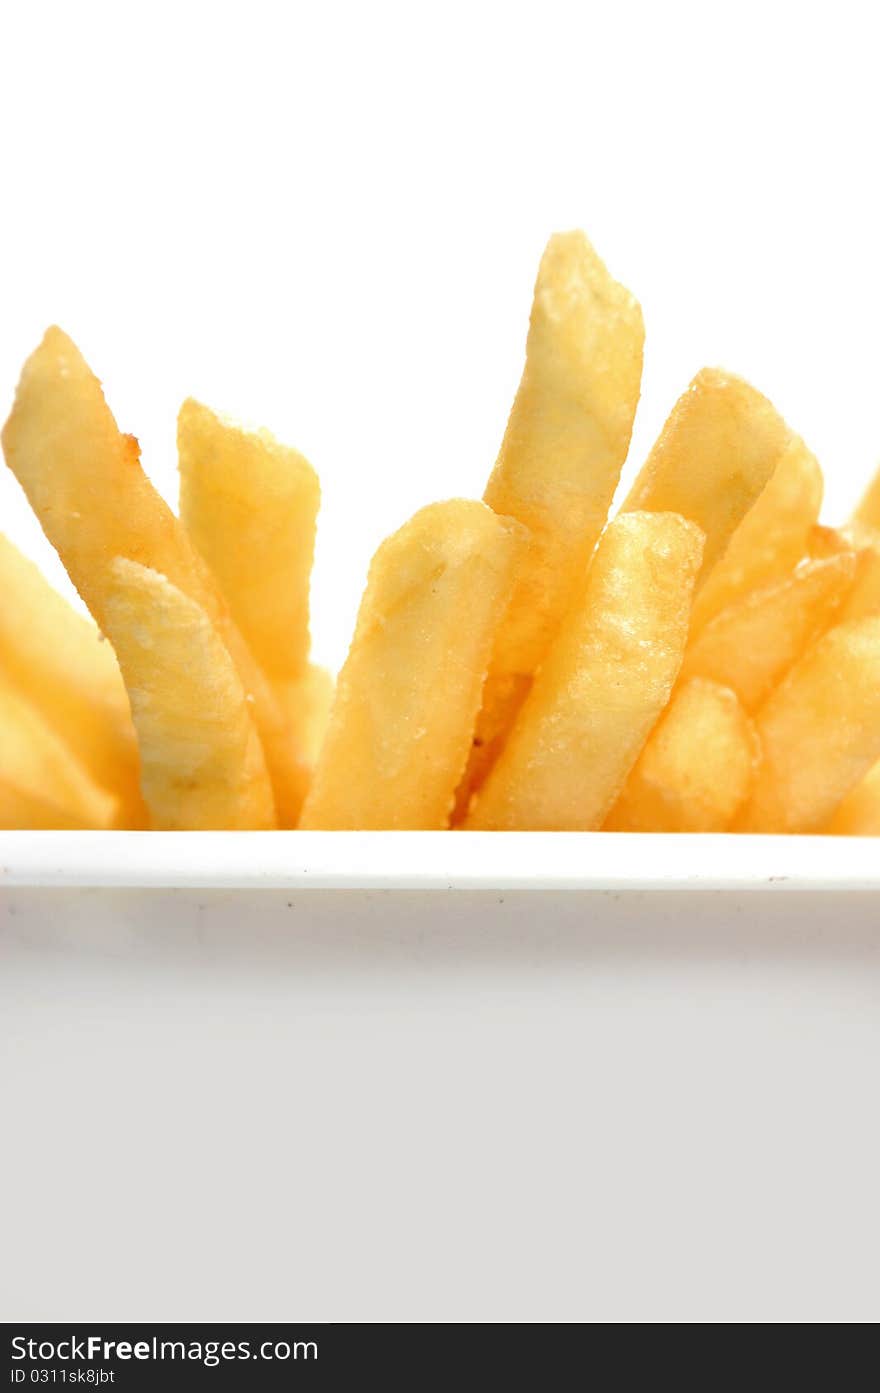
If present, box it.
[484,230,644,674]
[826,760,880,835]
[178,398,320,679]
[465,512,704,831]
[1,328,306,825]
[0,673,118,830]
[2,330,208,616]
[300,500,524,829]
[737,616,880,833]
[854,463,880,532]
[622,368,790,586]
[456,232,644,814]
[274,664,334,767]
[807,524,852,561]
[451,671,531,823]
[0,782,95,832]
[0,533,144,824]
[840,532,880,622]
[605,678,757,832]
[102,559,276,830]
[680,554,856,711]
[804,523,880,621]
[689,433,822,633]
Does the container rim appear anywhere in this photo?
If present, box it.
[0,830,877,890]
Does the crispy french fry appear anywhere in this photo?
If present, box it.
[1,328,306,825]
[484,231,644,674]
[456,232,644,814]
[826,760,880,835]
[300,501,524,829]
[689,433,822,633]
[2,330,208,611]
[465,512,704,830]
[737,616,880,833]
[0,673,118,830]
[854,463,880,533]
[0,533,144,824]
[0,781,96,832]
[807,524,852,561]
[274,664,334,767]
[680,554,857,711]
[102,559,276,830]
[605,678,757,831]
[805,523,880,621]
[178,398,320,679]
[840,532,880,622]
[451,671,531,822]
[622,368,790,586]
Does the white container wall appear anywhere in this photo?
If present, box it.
[2,833,878,1322]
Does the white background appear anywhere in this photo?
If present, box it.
[1,0,879,673]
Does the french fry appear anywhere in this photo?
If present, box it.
[807,524,852,561]
[0,782,96,832]
[274,664,334,767]
[679,554,857,711]
[0,533,144,824]
[1,328,306,825]
[465,512,704,830]
[840,532,880,622]
[456,231,644,814]
[300,501,524,829]
[0,673,118,830]
[102,560,276,830]
[689,433,822,633]
[451,671,531,822]
[605,678,757,832]
[805,523,880,621]
[178,398,320,679]
[2,330,208,612]
[483,231,644,673]
[854,463,880,533]
[622,368,790,586]
[826,760,880,836]
[737,616,880,833]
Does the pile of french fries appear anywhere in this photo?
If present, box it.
[3,231,880,834]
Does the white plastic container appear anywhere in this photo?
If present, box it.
[1,831,878,1323]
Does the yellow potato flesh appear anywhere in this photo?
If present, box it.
[737,616,880,833]
[0,674,118,830]
[465,512,704,831]
[300,500,524,830]
[102,560,276,831]
[457,232,644,813]
[605,678,757,832]
[622,368,790,587]
[689,433,822,633]
[680,554,856,711]
[1,328,305,825]
[826,761,880,836]
[0,533,144,825]
[178,398,320,680]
